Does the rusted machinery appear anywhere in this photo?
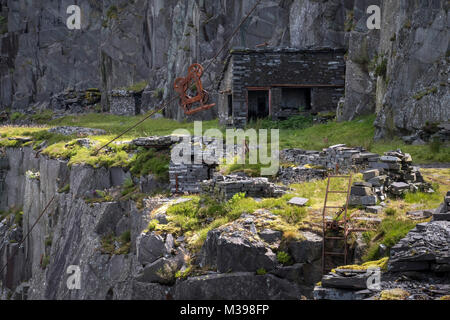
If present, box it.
[174,63,216,116]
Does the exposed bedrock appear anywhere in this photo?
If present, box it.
[0,147,332,300]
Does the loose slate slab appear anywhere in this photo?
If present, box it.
[363,169,379,181]
[406,210,433,220]
[380,156,401,163]
[288,197,310,206]
[366,206,383,214]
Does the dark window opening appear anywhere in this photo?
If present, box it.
[227,94,233,117]
[281,88,312,112]
[248,90,269,121]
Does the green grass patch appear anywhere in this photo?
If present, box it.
[129,148,170,179]
[363,217,416,262]
[100,232,131,255]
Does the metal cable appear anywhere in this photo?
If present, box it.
[0,0,264,284]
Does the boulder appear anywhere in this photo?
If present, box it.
[200,218,277,273]
[361,195,377,206]
[174,272,302,300]
[258,229,282,244]
[321,270,370,290]
[131,281,172,300]
[388,221,450,273]
[135,257,182,285]
[136,232,170,266]
[288,231,322,264]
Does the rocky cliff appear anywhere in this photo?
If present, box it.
[0,0,350,121]
[0,1,448,138]
[339,0,449,139]
[0,145,333,300]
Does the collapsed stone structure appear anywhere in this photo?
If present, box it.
[218,48,346,127]
[349,150,433,208]
[48,89,101,114]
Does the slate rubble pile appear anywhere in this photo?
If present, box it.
[276,166,327,185]
[48,126,106,137]
[49,88,101,114]
[402,122,450,145]
[349,150,433,207]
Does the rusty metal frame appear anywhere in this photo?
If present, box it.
[321,174,353,275]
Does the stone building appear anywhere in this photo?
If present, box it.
[218,47,346,127]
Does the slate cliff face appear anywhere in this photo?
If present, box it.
[0,146,327,300]
[0,0,349,120]
[0,0,448,135]
[339,0,449,139]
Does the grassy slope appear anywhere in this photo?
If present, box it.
[1,114,449,265]
[1,114,449,166]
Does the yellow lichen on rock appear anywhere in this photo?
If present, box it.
[380,289,410,300]
[331,257,389,273]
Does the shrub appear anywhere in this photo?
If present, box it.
[277,251,292,265]
[41,255,50,269]
[375,58,388,78]
[120,230,131,244]
[146,219,160,232]
[58,184,70,193]
[256,268,267,275]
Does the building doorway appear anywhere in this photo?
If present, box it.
[248,90,269,121]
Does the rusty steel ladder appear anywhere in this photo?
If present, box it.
[321,174,353,275]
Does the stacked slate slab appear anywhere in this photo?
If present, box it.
[202,175,287,201]
[349,150,433,207]
[280,145,378,172]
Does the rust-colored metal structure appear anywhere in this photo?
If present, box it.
[174,63,216,115]
[321,174,353,275]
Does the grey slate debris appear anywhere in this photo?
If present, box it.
[202,174,287,201]
[48,126,106,136]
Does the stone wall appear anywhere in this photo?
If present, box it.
[109,90,142,116]
[222,48,346,127]
[281,144,379,172]
[202,174,287,201]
